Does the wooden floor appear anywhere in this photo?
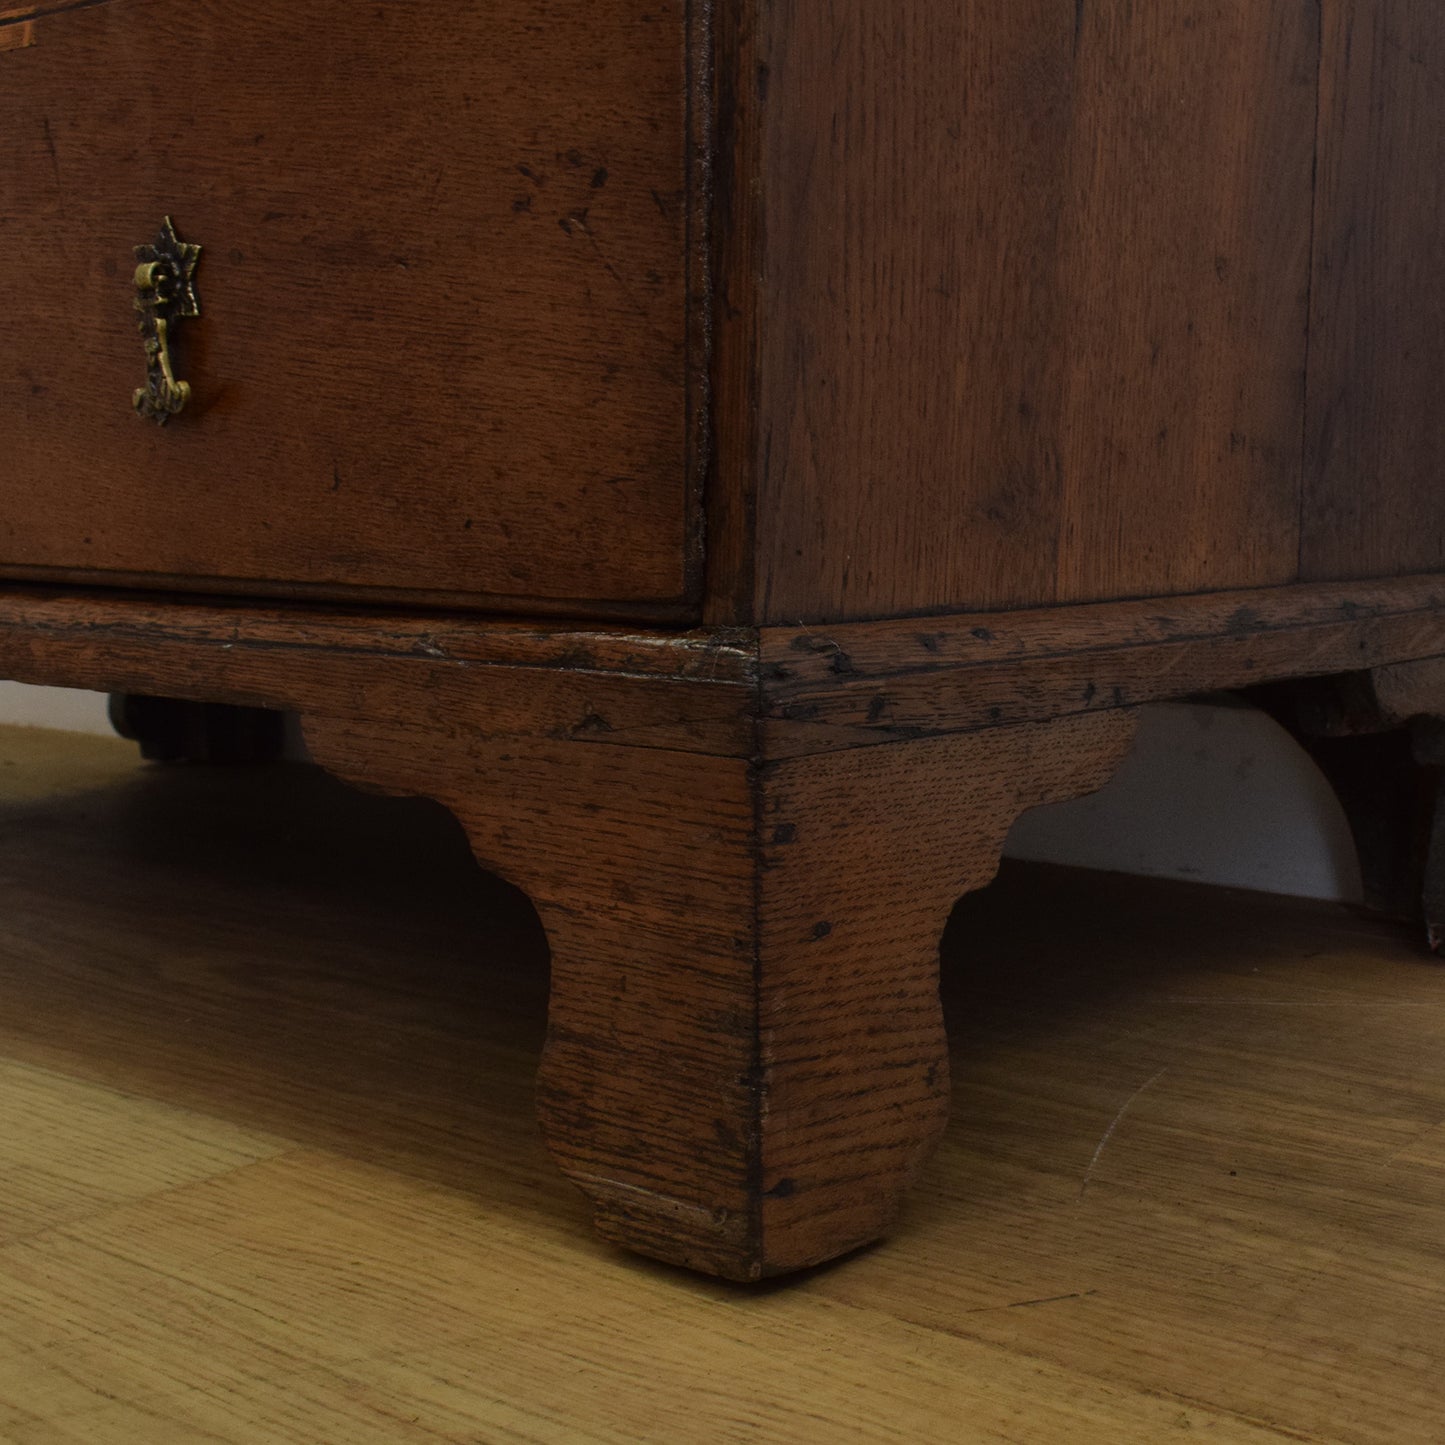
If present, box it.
[1,726,1443,1443]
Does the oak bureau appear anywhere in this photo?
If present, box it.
[4,0,1445,1279]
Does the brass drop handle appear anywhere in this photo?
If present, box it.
[132,216,201,424]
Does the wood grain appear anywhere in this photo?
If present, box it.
[0,0,700,611]
[304,709,1135,1277]
[1052,1,1316,606]
[0,589,757,681]
[765,575,1445,682]
[702,0,764,626]
[0,590,759,758]
[760,574,1445,748]
[1303,0,1445,584]
[752,712,1136,1267]
[6,728,1445,1437]
[7,579,1445,763]
[736,0,1317,624]
[303,721,764,1277]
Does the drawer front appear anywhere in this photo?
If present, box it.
[0,0,697,612]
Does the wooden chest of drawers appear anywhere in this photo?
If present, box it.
[3,0,1445,1279]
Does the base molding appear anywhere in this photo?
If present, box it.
[1,577,1443,1274]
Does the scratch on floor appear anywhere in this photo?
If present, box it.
[967,1290,1100,1314]
[1079,1067,1168,1198]
[1378,1119,1445,1172]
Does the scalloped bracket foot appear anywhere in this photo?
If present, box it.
[304,709,1137,1279]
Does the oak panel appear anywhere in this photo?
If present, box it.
[1052,1,1316,604]
[1302,0,1445,582]
[745,0,1317,623]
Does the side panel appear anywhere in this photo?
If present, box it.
[741,0,1318,624]
[1302,0,1445,582]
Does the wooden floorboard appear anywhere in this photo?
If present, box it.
[0,726,1442,1442]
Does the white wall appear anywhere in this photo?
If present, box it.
[0,682,113,735]
[1004,701,1363,903]
[0,685,1364,903]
